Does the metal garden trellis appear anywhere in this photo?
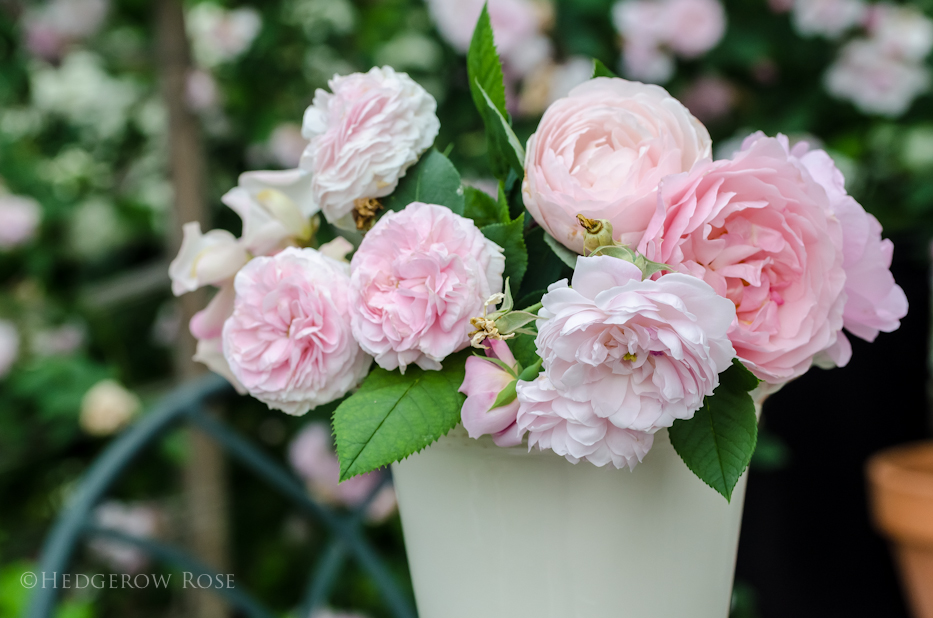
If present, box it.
[25,373,417,618]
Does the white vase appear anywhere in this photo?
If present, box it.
[392,425,748,618]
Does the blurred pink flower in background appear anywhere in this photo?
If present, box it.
[87,501,162,573]
[309,610,371,618]
[185,69,221,112]
[288,422,396,524]
[826,39,930,117]
[349,202,504,373]
[680,75,737,123]
[518,56,594,116]
[791,0,867,40]
[866,3,933,61]
[267,123,308,169]
[613,0,725,83]
[0,320,20,379]
[23,0,109,62]
[768,0,794,13]
[0,194,41,250]
[32,323,84,357]
[301,67,439,228]
[186,3,261,68]
[425,0,553,78]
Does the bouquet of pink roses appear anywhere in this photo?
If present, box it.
[169,7,907,501]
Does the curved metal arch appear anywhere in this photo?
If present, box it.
[26,373,416,618]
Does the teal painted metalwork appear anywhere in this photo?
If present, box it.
[25,373,416,618]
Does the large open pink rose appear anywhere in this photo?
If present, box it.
[222,247,371,415]
[523,77,711,253]
[349,202,504,373]
[639,135,848,385]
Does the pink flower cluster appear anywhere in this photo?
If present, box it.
[612,0,726,83]
[463,76,906,468]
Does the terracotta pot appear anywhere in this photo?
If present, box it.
[866,441,933,618]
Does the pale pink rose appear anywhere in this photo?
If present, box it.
[516,375,655,469]
[221,169,317,256]
[531,255,736,434]
[0,320,20,379]
[222,247,371,415]
[288,422,397,523]
[523,77,712,253]
[680,75,736,123]
[825,39,930,117]
[771,134,908,347]
[350,202,505,373]
[0,195,41,249]
[459,339,525,447]
[638,135,848,385]
[791,0,867,40]
[168,222,248,296]
[866,4,933,62]
[663,0,726,58]
[300,67,439,228]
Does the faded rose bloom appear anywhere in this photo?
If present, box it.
[186,3,261,68]
[772,134,908,352]
[223,247,371,416]
[680,75,736,124]
[523,77,711,253]
[459,339,525,447]
[531,256,736,435]
[349,203,504,373]
[0,194,41,250]
[0,320,19,379]
[80,379,141,436]
[221,169,317,256]
[87,501,161,573]
[791,0,867,40]
[639,135,848,385]
[825,39,930,117]
[866,3,933,62]
[288,422,397,523]
[516,375,655,469]
[300,67,439,228]
[168,222,248,296]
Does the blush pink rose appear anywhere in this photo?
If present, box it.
[222,247,371,415]
[459,339,525,447]
[529,255,736,435]
[523,77,712,253]
[769,134,908,350]
[639,135,848,385]
[349,202,505,373]
[516,375,655,469]
[301,67,439,228]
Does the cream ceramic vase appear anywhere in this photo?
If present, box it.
[392,425,748,618]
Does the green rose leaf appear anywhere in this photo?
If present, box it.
[668,359,760,502]
[383,148,464,215]
[464,186,509,227]
[592,58,619,79]
[333,351,469,481]
[481,213,528,293]
[543,232,579,269]
[476,83,526,180]
[467,4,508,122]
[507,332,540,369]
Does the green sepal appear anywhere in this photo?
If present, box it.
[490,379,518,411]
